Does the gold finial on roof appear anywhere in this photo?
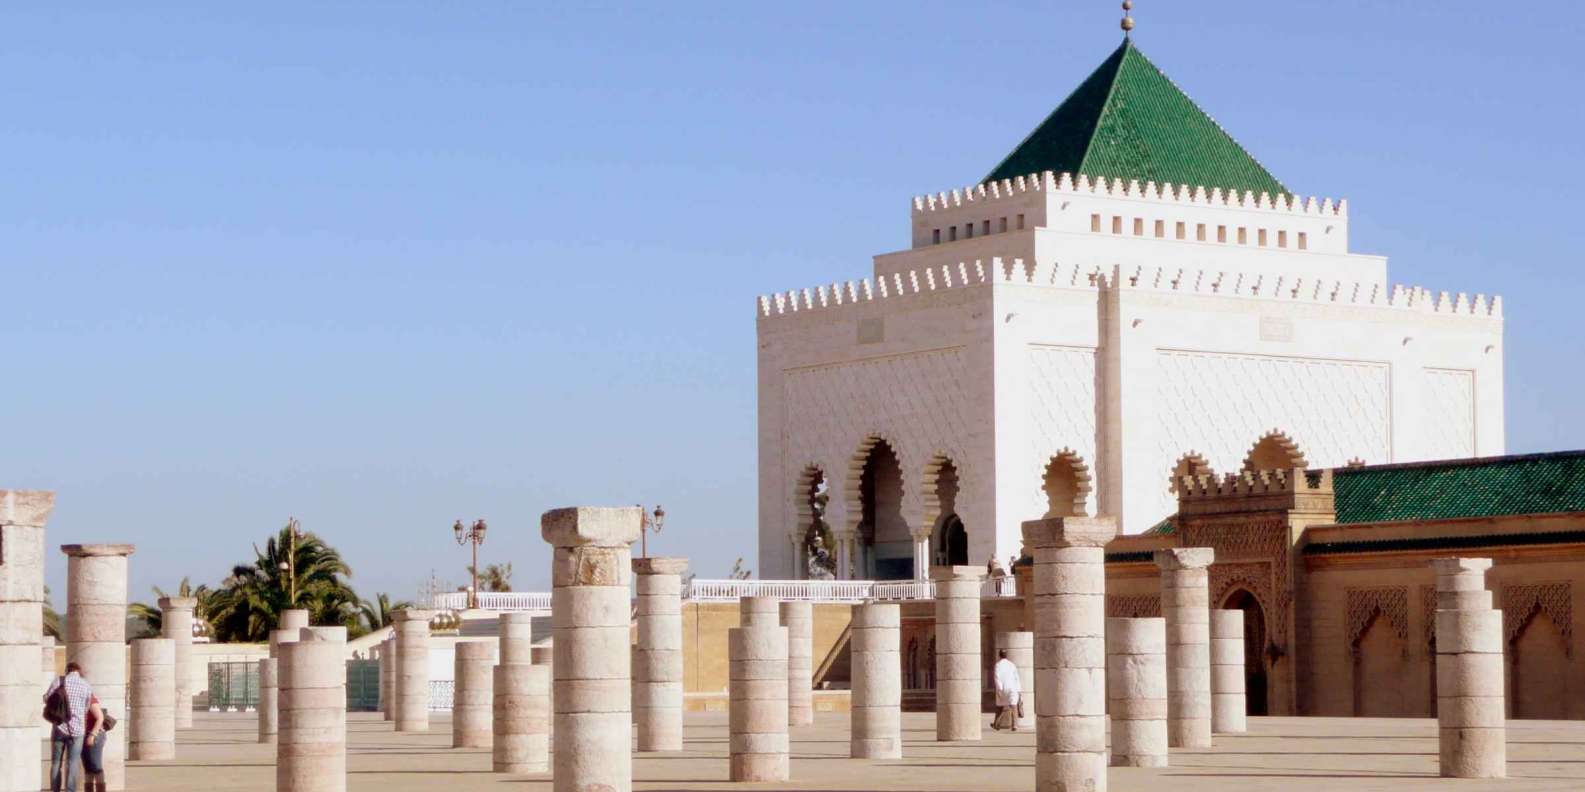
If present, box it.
[1121,1,1135,36]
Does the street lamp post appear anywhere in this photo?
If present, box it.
[453,519,488,609]
[637,505,665,558]
[277,517,303,609]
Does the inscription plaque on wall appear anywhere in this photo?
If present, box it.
[1259,316,1294,342]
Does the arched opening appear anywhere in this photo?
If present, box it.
[1352,611,1411,716]
[797,466,835,579]
[1222,589,1269,716]
[1242,430,1308,473]
[1169,452,1213,494]
[927,457,966,570]
[857,438,911,580]
[1041,450,1091,518]
[1511,608,1569,719]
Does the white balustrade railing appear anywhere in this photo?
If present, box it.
[426,576,1016,612]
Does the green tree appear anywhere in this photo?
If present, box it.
[206,522,361,642]
[728,558,753,580]
[356,592,414,636]
[467,562,514,593]
[43,585,62,640]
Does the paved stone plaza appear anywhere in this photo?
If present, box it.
[76,711,1585,791]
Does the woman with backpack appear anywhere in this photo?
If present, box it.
[81,694,110,792]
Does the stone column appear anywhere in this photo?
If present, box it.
[129,638,176,760]
[379,637,393,722]
[39,637,57,741]
[1156,547,1214,749]
[158,596,199,728]
[258,658,279,743]
[1106,617,1167,768]
[1210,609,1247,734]
[834,532,854,581]
[931,565,985,741]
[278,627,346,792]
[494,612,548,773]
[911,533,931,581]
[0,490,51,792]
[729,596,789,781]
[393,609,433,732]
[263,611,308,741]
[633,557,687,751]
[453,640,494,748]
[850,602,901,759]
[995,631,1035,730]
[1432,557,1505,779]
[787,534,805,580]
[63,543,135,791]
[1023,517,1116,792]
[543,506,640,792]
[780,600,814,727]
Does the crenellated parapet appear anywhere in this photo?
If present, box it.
[756,258,1503,321]
[912,171,1346,219]
[1177,467,1336,518]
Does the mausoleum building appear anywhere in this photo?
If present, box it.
[756,39,1504,581]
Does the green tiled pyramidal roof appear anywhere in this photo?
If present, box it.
[985,39,1287,197]
[1334,451,1585,524]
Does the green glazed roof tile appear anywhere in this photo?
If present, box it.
[1334,452,1585,524]
[985,40,1287,197]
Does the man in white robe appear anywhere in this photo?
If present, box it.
[992,648,1021,731]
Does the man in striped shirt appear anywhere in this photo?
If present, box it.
[43,661,94,792]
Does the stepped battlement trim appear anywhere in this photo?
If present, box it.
[755,257,1503,319]
[1177,467,1334,500]
[911,171,1345,218]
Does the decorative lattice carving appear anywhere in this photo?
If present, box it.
[1150,349,1390,519]
[1504,582,1573,656]
[1107,595,1161,619]
[1346,587,1409,655]
[1184,516,1290,653]
[1024,345,1098,518]
[1422,368,1476,459]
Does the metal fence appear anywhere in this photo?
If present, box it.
[427,577,1018,611]
[206,661,260,711]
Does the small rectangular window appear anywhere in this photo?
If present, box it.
[1132,218,1144,236]
[999,217,1007,233]
[1112,216,1123,234]
[1277,230,1288,248]
[1196,223,1207,241]
[1217,225,1227,243]
[1017,214,1026,230]
[1258,229,1268,247]
[1176,221,1186,240]
[1298,231,1308,250]
[1237,227,1248,245]
[1091,214,1101,232]
[1154,219,1165,238]
[932,229,941,244]
[965,223,973,239]
[983,220,991,236]
[949,227,957,242]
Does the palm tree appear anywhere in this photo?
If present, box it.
[43,585,62,640]
[128,577,215,639]
[357,592,414,635]
[206,522,361,642]
[467,563,514,593]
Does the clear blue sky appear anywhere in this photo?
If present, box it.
[5,2,1582,607]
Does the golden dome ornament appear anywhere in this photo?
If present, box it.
[1121,0,1136,35]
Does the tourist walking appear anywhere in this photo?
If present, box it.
[42,661,94,792]
[991,649,1021,731]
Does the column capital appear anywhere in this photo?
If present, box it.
[0,489,55,526]
[61,543,136,558]
[1020,516,1117,549]
[633,556,689,576]
[541,506,641,547]
[929,564,986,582]
[158,597,199,610]
[1430,557,1492,576]
[1154,547,1214,570]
